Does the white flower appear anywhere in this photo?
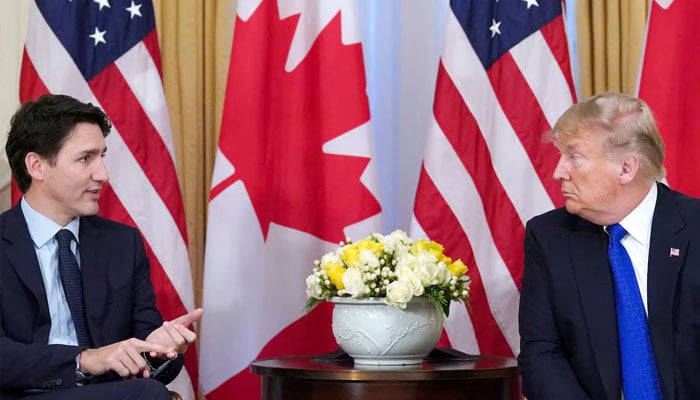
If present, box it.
[395,264,424,296]
[394,252,416,271]
[359,248,381,270]
[385,280,414,308]
[320,251,342,266]
[339,267,364,297]
[380,229,409,254]
[414,252,448,286]
[305,275,324,299]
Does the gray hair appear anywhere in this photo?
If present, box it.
[547,92,665,183]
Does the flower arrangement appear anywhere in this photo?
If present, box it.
[305,229,471,317]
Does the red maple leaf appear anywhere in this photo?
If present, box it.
[212,0,381,243]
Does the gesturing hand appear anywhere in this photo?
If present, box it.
[79,338,174,378]
[146,308,203,355]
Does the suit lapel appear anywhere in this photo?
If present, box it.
[570,220,621,399]
[2,205,52,342]
[78,217,109,346]
[647,184,684,398]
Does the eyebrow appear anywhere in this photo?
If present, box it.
[80,147,108,157]
[555,141,581,152]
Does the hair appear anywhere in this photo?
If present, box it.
[5,94,111,193]
[546,92,666,183]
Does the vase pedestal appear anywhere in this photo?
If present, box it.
[250,349,520,400]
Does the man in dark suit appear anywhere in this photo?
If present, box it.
[518,92,700,399]
[0,94,203,399]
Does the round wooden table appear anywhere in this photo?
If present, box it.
[250,349,521,400]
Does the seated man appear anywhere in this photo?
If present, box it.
[0,94,203,399]
[519,93,700,398]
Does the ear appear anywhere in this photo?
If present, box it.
[619,154,640,185]
[25,152,47,182]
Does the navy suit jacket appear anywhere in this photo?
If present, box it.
[518,183,700,399]
[0,203,183,398]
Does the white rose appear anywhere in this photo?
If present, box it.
[381,230,409,253]
[359,249,380,270]
[395,264,424,296]
[339,267,364,297]
[394,252,416,271]
[414,252,447,286]
[385,280,414,308]
[438,262,453,285]
[305,275,324,299]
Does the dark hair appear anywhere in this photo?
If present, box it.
[6,94,111,193]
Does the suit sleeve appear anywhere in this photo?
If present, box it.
[0,216,85,391]
[518,223,592,400]
[0,326,85,392]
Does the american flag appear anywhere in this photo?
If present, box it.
[18,0,197,397]
[410,0,575,356]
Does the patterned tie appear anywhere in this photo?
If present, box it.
[56,229,92,347]
[607,223,661,400]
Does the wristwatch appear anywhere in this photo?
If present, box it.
[75,369,93,386]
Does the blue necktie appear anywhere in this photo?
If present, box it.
[56,229,92,347]
[607,223,661,399]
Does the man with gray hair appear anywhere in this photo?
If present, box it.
[519,92,700,399]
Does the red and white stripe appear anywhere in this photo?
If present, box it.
[411,9,575,357]
[20,2,197,397]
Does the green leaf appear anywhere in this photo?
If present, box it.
[304,297,324,313]
[424,287,450,317]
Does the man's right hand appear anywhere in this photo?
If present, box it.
[78,338,175,378]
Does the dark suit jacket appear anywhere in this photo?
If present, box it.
[0,203,183,398]
[518,183,700,400]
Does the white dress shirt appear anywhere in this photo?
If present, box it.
[605,184,657,316]
[21,197,81,345]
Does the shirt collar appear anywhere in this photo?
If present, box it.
[21,197,81,248]
[618,183,657,246]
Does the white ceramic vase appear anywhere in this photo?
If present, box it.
[330,296,444,365]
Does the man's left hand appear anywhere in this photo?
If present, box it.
[146,308,203,357]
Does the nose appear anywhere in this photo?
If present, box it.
[93,157,110,183]
[552,155,568,181]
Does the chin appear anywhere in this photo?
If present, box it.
[80,204,100,217]
[564,201,581,216]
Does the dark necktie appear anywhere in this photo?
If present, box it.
[607,223,661,399]
[56,229,91,347]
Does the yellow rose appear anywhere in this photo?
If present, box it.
[448,259,468,276]
[342,244,361,268]
[323,262,346,289]
[411,239,444,259]
[357,238,384,254]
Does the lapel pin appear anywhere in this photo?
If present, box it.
[670,247,680,257]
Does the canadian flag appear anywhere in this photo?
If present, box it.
[199,0,381,398]
[638,0,700,197]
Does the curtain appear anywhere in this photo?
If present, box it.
[576,0,650,97]
[152,0,237,308]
